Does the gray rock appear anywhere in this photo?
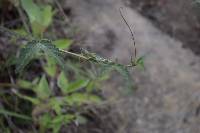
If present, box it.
[65,0,200,132]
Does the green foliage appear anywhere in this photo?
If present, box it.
[44,39,73,77]
[135,56,145,70]
[53,39,73,50]
[35,75,51,100]
[63,79,89,94]
[38,113,75,133]
[20,0,53,37]
[81,48,135,89]
[64,93,101,106]
[0,109,32,120]
[0,0,144,132]
[57,71,68,90]
[43,57,57,77]
[17,79,33,88]
[15,72,102,132]
[16,39,65,73]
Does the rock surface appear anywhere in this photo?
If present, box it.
[65,0,200,132]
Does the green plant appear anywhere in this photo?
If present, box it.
[0,0,144,132]
[15,72,101,132]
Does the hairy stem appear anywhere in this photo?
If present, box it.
[59,49,89,60]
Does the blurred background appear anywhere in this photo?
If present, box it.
[1,0,200,133]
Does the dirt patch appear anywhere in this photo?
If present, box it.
[128,0,200,55]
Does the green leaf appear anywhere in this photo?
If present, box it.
[31,22,45,37]
[53,39,73,50]
[39,113,51,126]
[136,56,145,70]
[0,109,32,120]
[38,113,51,132]
[64,79,89,94]
[16,40,40,73]
[16,39,66,74]
[49,98,64,115]
[57,71,68,93]
[35,75,51,99]
[40,39,66,71]
[44,57,57,77]
[20,0,40,23]
[86,81,95,92]
[51,115,64,124]
[65,93,101,105]
[13,28,28,37]
[14,91,40,104]
[42,5,53,27]
[63,115,75,123]
[17,79,33,89]
[21,0,53,36]
[52,120,62,133]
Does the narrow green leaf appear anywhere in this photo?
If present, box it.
[35,75,51,99]
[42,5,53,27]
[49,98,64,115]
[13,28,28,37]
[17,79,33,89]
[20,0,40,23]
[57,71,68,93]
[52,115,64,124]
[65,93,101,105]
[64,79,89,94]
[14,90,40,104]
[39,113,51,131]
[136,56,145,70]
[0,109,32,120]
[53,39,73,50]
[52,122,62,133]
[44,57,57,77]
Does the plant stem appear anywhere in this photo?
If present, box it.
[0,83,18,88]
[59,49,89,60]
